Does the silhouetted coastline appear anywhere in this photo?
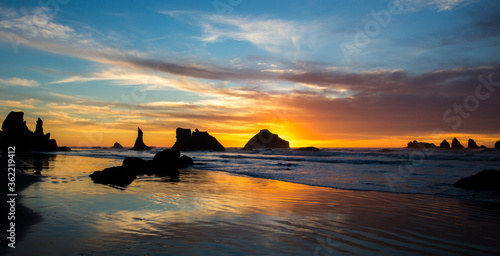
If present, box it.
[0,111,70,153]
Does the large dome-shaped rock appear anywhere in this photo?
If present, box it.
[451,138,464,149]
[243,129,290,149]
[467,139,479,149]
[131,127,151,151]
[172,128,225,151]
[0,111,70,152]
[453,170,500,191]
[495,141,500,149]
[440,140,450,149]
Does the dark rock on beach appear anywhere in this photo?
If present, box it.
[295,147,320,151]
[407,140,436,149]
[440,140,451,149]
[467,139,479,149]
[243,129,290,149]
[453,170,500,191]
[180,155,195,166]
[111,142,124,149]
[89,166,136,186]
[90,149,194,186]
[172,128,225,151]
[451,138,464,149]
[0,111,70,152]
[131,127,151,151]
[495,141,500,149]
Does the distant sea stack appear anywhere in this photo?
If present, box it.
[495,141,500,149]
[467,139,479,149]
[451,138,464,149]
[0,111,70,152]
[131,127,151,151]
[111,142,124,149]
[243,129,290,149]
[295,147,320,152]
[172,128,225,151]
[407,140,436,149]
[440,140,451,149]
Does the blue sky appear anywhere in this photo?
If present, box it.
[0,0,499,147]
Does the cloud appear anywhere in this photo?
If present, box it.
[399,0,478,11]
[0,77,40,87]
[0,99,40,109]
[162,11,322,57]
[1,5,499,146]
[0,6,76,40]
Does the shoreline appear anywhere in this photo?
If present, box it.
[2,153,500,255]
[1,154,44,253]
[22,150,500,204]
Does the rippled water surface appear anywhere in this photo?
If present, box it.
[6,154,500,255]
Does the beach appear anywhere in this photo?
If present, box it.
[3,153,500,255]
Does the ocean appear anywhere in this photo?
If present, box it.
[4,148,500,255]
[57,147,500,203]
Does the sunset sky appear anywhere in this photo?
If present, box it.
[0,0,499,148]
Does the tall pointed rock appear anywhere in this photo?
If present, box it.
[131,127,151,151]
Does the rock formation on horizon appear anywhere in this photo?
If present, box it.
[0,111,70,152]
[131,127,151,151]
[172,128,225,151]
[451,138,464,149]
[243,129,290,149]
[467,139,480,149]
[295,146,320,152]
[111,142,124,149]
[440,139,451,149]
[407,140,436,149]
[495,141,500,149]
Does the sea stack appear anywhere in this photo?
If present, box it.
[407,140,436,149]
[451,138,464,149]
[440,139,451,149]
[495,141,500,149]
[171,128,225,151]
[243,129,289,149]
[0,111,70,152]
[111,142,124,149]
[467,139,479,149]
[131,127,151,150]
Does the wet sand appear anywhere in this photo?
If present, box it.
[2,154,500,255]
[1,155,44,253]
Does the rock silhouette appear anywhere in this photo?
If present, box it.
[407,140,436,149]
[451,138,464,149]
[90,149,193,186]
[131,127,151,151]
[243,129,290,149]
[0,111,70,152]
[453,170,500,191]
[467,139,479,149]
[111,142,124,149]
[295,147,320,151]
[440,140,450,149]
[172,128,225,151]
[495,141,500,149]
